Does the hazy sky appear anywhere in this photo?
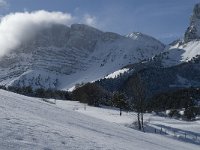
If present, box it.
[0,0,200,44]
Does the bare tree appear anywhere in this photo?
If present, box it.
[129,73,146,130]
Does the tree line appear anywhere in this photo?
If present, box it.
[0,73,200,130]
[0,85,71,100]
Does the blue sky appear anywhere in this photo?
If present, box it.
[0,0,200,44]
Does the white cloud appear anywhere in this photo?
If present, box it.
[0,10,101,57]
[0,0,7,8]
[0,10,74,57]
[83,14,97,27]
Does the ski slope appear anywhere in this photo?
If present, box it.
[0,90,199,150]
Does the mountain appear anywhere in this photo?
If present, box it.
[0,24,165,90]
[96,3,200,97]
[142,3,200,93]
[185,3,200,42]
[158,3,200,67]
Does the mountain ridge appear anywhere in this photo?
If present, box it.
[0,23,165,90]
[96,3,200,97]
[1,3,200,92]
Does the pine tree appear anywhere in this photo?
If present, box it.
[112,92,126,116]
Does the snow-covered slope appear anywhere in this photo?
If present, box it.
[56,100,200,139]
[160,3,200,67]
[0,89,199,150]
[160,40,200,67]
[104,68,129,79]
[89,3,200,96]
[0,24,165,90]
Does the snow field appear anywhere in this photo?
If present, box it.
[0,90,199,150]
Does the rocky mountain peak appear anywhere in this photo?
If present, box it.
[184,3,200,42]
[126,32,165,47]
[126,32,143,39]
[193,3,200,19]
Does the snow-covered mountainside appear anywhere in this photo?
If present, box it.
[97,3,200,96]
[129,3,200,93]
[0,24,165,89]
[0,89,199,150]
[159,3,200,67]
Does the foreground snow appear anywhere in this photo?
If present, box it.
[0,90,199,150]
[56,100,200,146]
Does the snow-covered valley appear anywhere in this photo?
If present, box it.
[0,89,199,150]
[1,2,200,150]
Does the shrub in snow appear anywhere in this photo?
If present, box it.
[183,107,197,120]
[168,109,181,118]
